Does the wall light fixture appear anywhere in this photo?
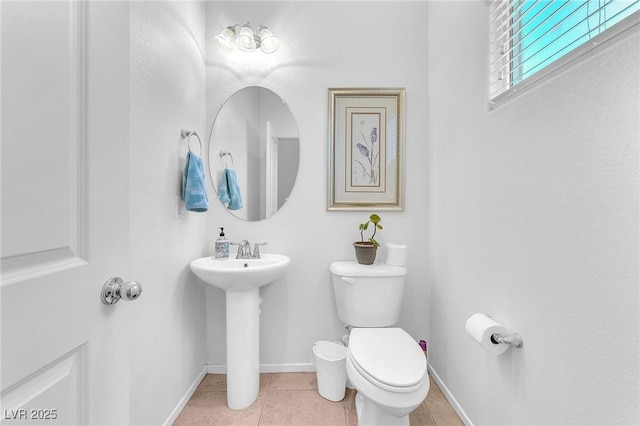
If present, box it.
[214,22,279,54]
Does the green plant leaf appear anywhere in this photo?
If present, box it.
[358,214,382,243]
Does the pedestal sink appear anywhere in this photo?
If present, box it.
[189,254,290,409]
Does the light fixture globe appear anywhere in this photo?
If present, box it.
[257,27,279,53]
[236,25,257,52]
[214,27,236,53]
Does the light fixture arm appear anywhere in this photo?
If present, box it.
[255,25,267,48]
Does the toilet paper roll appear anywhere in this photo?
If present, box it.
[465,313,510,355]
[385,242,407,266]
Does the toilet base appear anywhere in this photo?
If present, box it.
[355,392,410,426]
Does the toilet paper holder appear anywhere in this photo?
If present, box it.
[490,332,523,348]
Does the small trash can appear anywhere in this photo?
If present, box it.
[312,341,348,402]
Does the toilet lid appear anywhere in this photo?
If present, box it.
[348,328,427,388]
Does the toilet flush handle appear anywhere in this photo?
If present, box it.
[341,277,356,285]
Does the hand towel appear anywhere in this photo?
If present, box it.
[182,151,208,212]
[218,170,231,205]
[218,168,243,211]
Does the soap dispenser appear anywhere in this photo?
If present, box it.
[215,227,229,259]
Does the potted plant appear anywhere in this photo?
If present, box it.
[354,213,382,265]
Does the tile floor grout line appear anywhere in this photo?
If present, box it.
[257,373,271,426]
[256,389,264,426]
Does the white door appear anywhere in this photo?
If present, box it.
[265,121,279,218]
[1,2,133,424]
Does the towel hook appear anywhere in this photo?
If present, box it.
[180,129,202,155]
[220,150,234,168]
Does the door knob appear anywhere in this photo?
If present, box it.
[101,277,143,305]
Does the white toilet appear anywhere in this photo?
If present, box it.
[329,260,429,426]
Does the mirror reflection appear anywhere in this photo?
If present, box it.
[208,86,299,221]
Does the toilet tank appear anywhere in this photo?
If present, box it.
[329,261,407,327]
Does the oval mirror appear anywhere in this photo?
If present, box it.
[208,86,299,221]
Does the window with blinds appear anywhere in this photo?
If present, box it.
[489,0,640,105]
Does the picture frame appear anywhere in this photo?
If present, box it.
[327,88,405,211]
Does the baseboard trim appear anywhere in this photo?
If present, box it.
[206,363,315,374]
[428,364,473,426]
[163,366,207,426]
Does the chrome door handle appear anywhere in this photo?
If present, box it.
[101,277,143,305]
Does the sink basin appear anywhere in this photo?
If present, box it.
[190,254,290,292]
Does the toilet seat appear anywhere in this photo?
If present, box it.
[348,328,427,393]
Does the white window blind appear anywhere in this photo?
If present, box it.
[489,0,640,105]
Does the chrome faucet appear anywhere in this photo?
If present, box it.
[232,240,268,259]
[234,240,252,259]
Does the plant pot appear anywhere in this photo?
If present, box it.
[353,242,377,265]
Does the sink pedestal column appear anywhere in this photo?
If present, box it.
[225,288,260,409]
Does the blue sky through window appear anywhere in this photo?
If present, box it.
[512,0,639,83]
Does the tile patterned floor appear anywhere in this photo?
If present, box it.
[173,372,463,426]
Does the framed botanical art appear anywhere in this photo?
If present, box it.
[327,88,405,211]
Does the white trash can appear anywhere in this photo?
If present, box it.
[312,341,348,402]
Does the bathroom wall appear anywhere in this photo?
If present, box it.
[204,2,430,370]
[129,2,208,424]
[426,2,639,425]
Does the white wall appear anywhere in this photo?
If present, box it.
[426,2,639,425]
[129,2,208,424]
[204,2,430,370]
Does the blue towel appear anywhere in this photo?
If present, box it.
[182,151,208,212]
[218,171,231,205]
[218,168,243,210]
